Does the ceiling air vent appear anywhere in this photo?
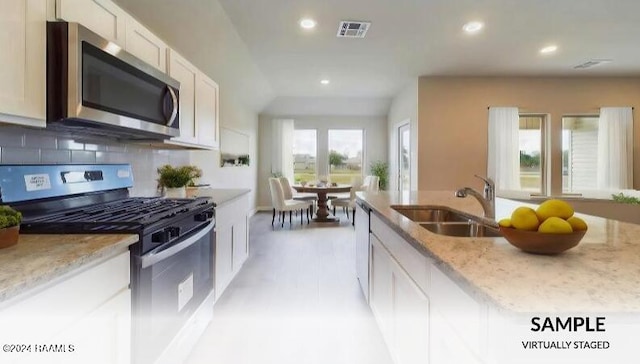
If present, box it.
[337,21,371,38]
[573,59,612,69]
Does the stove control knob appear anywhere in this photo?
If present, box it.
[167,226,181,238]
[151,230,169,243]
[194,212,208,222]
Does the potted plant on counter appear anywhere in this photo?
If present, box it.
[0,206,22,249]
[157,165,202,198]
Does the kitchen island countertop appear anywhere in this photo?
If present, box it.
[0,234,137,305]
[358,191,640,313]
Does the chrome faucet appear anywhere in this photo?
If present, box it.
[455,175,495,219]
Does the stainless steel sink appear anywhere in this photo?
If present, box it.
[392,206,501,238]
[419,222,501,238]
[391,206,471,223]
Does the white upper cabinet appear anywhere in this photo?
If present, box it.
[167,49,198,145]
[0,0,47,126]
[167,49,220,150]
[195,74,220,149]
[125,17,167,72]
[56,0,126,46]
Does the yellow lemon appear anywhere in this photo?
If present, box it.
[567,216,588,231]
[535,199,574,221]
[498,218,512,228]
[510,207,539,231]
[538,217,573,234]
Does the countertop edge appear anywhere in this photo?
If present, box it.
[358,197,509,311]
[0,235,138,306]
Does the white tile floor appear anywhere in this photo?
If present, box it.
[185,212,393,364]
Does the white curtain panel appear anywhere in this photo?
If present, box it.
[597,107,634,189]
[271,119,295,182]
[487,107,521,192]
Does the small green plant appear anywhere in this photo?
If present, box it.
[611,193,640,205]
[157,165,202,188]
[237,155,250,166]
[0,206,22,229]
[370,160,389,190]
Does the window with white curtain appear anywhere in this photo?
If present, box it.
[488,108,545,195]
[490,106,634,197]
[597,107,634,190]
[562,116,599,193]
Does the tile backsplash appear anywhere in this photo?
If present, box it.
[0,126,190,197]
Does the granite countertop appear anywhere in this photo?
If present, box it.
[190,188,250,207]
[358,191,640,313]
[0,234,138,305]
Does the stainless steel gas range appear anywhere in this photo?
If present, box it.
[0,164,215,364]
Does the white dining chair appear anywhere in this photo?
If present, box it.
[279,177,316,212]
[330,183,358,225]
[268,178,310,227]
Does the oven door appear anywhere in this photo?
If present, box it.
[134,221,214,364]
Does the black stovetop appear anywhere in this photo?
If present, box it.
[21,196,213,234]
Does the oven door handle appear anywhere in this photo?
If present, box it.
[140,221,214,269]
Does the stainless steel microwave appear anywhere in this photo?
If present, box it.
[47,22,180,140]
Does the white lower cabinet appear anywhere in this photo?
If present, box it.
[214,193,250,301]
[215,226,234,298]
[370,234,394,344]
[370,234,430,364]
[0,251,131,364]
[392,261,430,364]
[368,211,487,364]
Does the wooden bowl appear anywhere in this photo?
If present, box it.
[499,226,586,255]
[0,225,20,249]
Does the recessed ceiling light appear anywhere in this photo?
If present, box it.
[300,18,317,29]
[540,45,558,54]
[462,21,484,34]
[320,79,330,85]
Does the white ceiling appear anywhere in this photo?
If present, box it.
[218,0,640,102]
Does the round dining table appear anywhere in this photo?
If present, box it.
[292,184,351,222]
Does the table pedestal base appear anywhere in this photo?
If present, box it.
[313,191,340,223]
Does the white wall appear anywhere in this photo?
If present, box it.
[387,79,418,191]
[257,115,388,208]
[114,0,274,208]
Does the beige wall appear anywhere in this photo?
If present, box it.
[417,76,640,194]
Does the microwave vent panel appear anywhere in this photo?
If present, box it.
[337,21,371,38]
